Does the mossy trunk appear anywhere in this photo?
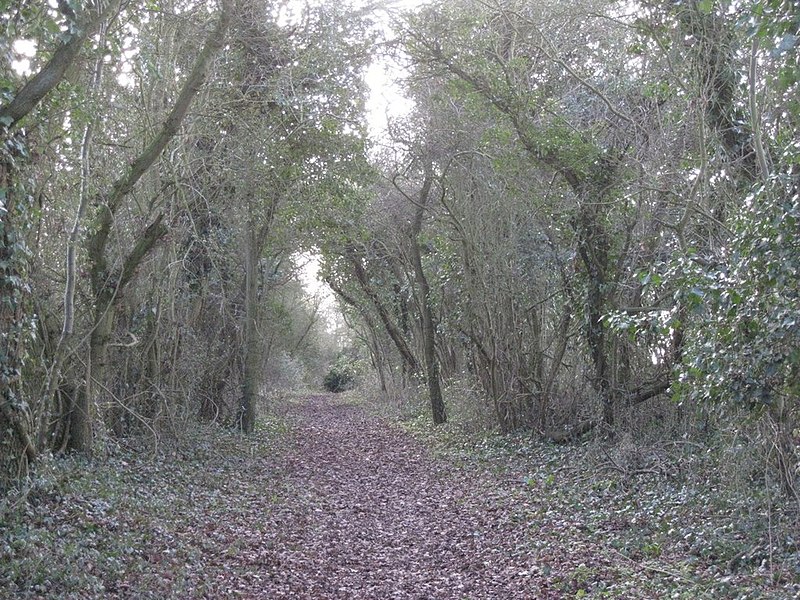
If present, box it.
[67,294,114,455]
[409,160,446,425]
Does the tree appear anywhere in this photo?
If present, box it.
[385,145,447,424]
[395,0,680,431]
[0,0,124,485]
[64,0,233,454]
[662,0,800,497]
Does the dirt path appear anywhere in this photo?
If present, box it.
[252,395,548,599]
[6,394,794,598]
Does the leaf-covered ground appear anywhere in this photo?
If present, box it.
[2,393,798,598]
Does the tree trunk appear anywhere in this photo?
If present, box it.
[40,27,109,450]
[408,163,446,425]
[540,303,572,430]
[576,185,614,428]
[67,297,113,455]
[198,364,230,422]
[238,230,260,433]
[0,0,123,129]
[0,161,36,484]
[327,277,391,392]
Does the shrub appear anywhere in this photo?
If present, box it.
[323,357,358,393]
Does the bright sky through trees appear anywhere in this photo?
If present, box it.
[297,0,426,323]
[362,0,427,143]
[280,0,426,141]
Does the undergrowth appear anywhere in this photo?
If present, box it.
[0,416,290,599]
[396,407,800,599]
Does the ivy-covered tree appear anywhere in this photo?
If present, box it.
[1,0,126,486]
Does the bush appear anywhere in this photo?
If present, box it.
[323,359,357,393]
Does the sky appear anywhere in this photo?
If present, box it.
[279,0,427,143]
[360,0,428,142]
[12,1,425,139]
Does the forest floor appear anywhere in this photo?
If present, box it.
[1,393,798,599]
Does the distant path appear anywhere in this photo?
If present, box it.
[255,394,549,599]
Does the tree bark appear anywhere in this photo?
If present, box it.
[0,1,123,130]
[575,185,614,427]
[40,29,113,449]
[540,303,572,429]
[237,201,279,433]
[238,229,260,434]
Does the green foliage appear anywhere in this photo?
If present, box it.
[676,168,800,412]
[746,0,800,114]
[1,131,37,488]
[323,353,361,393]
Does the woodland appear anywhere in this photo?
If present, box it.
[0,0,799,597]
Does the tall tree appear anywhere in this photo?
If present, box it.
[390,151,447,424]
[0,0,124,484]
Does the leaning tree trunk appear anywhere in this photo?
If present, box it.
[407,162,446,425]
[327,277,392,392]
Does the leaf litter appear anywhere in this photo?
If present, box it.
[1,394,798,598]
